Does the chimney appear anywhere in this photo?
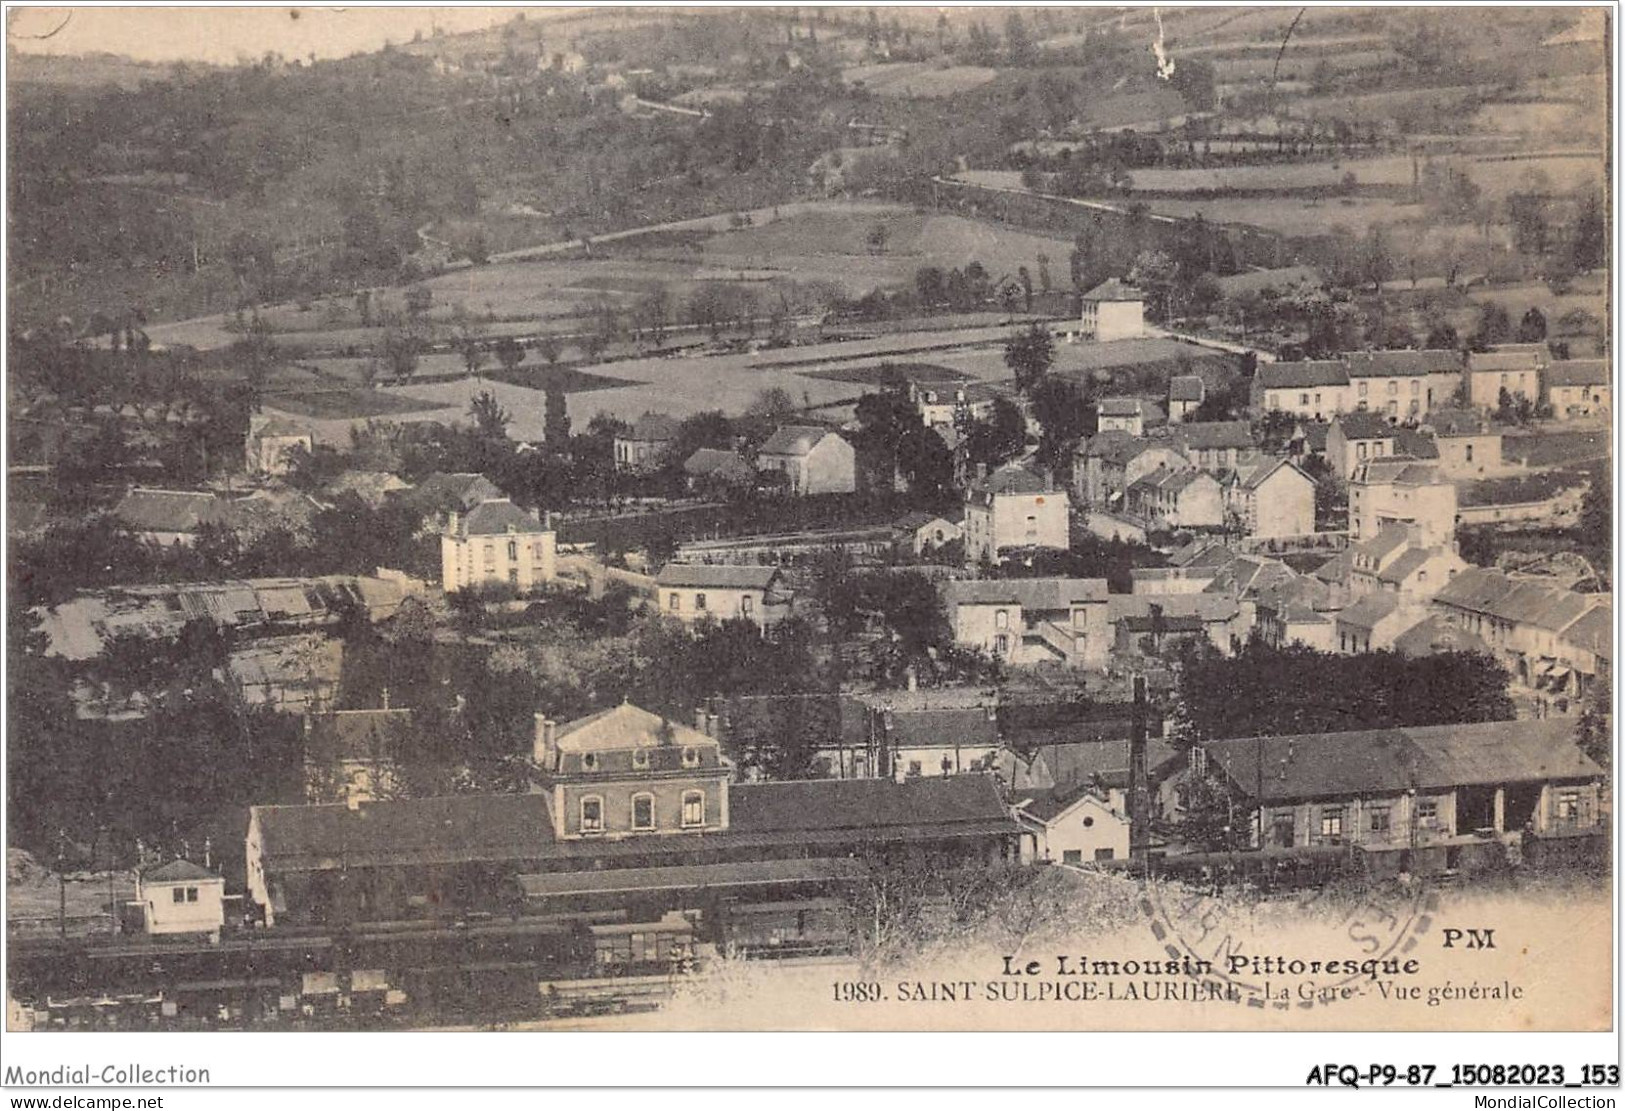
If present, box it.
[447,510,461,537]
[543,510,554,531]
[904,666,918,692]
[1043,468,1055,492]
[1128,674,1149,861]
[380,686,390,711]
[695,707,709,734]
[533,714,557,769]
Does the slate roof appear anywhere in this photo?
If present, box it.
[759,425,838,457]
[1130,468,1212,495]
[553,702,716,753]
[113,488,231,534]
[683,448,753,481]
[1297,421,1331,453]
[1561,605,1612,662]
[1394,428,1440,460]
[1352,523,1413,568]
[727,775,1016,835]
[943,577,1109,610]
[655,563,780,591]
[1545,359,1609,388]
[1426,567,1601,635]
[1255,361,1349,390]
[458,498,545,536]
[1168,539,1239,569]
[1375,546,1439,586]
[1080,432,1182,468]
[1334,411,1395,441]
[1004,737,1182,805]
[1391,615,1493,658]
[1107,594,1239,623]
[1426,409,1494,438]
[1206,719,1601,803]
[1234,458,1310,492]
[1336,592,1401,630]
[1176,420,1255,451]
[1082,278,1143,302]
[971,462,1050,496]
[1432,567,1519,613]
[1099,396,1140,417]
[1353,460,1441,485]
[1169,375,1205,402]
[416,472,505,510]
[1345,350,1465,377]
[142,859,220,884]
[253,793,557,872]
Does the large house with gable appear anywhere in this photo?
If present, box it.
[246,702,1022,927]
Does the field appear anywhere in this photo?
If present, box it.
[261,388,449,420]
[840,62,998,98]
[1112,194,1428,238]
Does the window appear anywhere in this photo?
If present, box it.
[941,757,953,773]
[741,595,754,616]
[507,539,519,561]
[668,593,681,612]
[682,746,700,768]
[1320,807,1344,839]
[1386,401,1398,416]
[1386,381,1397,396]
[681,791,705,828]
[1358,381,1369,398]
[1062,850,1082,864]
[1556,790,1582,820]
[907,761,922,777]
[1299,392,1310,405]
[1417,798,1439,823]
[1410,380,1420,395]
[631,794,655,831]
[1025,514,1037,538]
[172,887,186,904]
[1464,444,1474,463]
[1500,372,1508,385]
[994,634,1009,654]
[632,748,649,769]
[1369,807,1392,834]
[580,796,604,833]
[1081,816,1095,828]
[1357,442,1368,460]
[1094,848,1115,862]
[582,752,598,771]
[694,593,707,612]
[995,609,1010,630]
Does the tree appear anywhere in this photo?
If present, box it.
[1570,191,1606,272]
[1578,471,1610,552]
[460,334,487,378]
[494,336,526,375]
[964,396,1027,470]
[469,390,511,441]
[544,385,570,452]
[1002,323,1055,393]
[1517,307,1548,343]
[1576,673,1611,770]
[1361,226,1394,292]
[1473,302,1512,348]
[380,327,421,382]
[1029,376,1088,473]
[1424,321,1460,350]
[404,285,434,320]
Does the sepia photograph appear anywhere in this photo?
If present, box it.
[2,0,1615,1071]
